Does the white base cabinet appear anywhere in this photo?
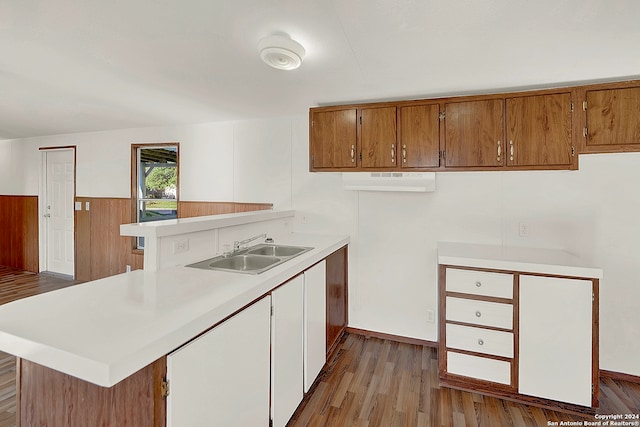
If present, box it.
[304,261,326,392]
[167,296,271,427]
[271,276,304,427]
[519,275,593,407]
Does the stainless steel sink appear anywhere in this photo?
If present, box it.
[186,244,313,274]
[247,244,308,257]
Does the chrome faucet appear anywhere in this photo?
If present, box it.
[233,233,267,251]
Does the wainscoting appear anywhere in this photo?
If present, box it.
[74,198,273,281]
[0,196,38,273]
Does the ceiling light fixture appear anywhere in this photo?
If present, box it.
[258,34,306,71]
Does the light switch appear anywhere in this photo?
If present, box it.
[85,201,90,211]
[75,202,82,211]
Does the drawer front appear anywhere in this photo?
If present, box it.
[446,323,513,358]
[446,297,513,329]
[447,351,511,385]
[445,268,513,299]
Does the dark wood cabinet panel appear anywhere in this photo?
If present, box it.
[310,109,358,169]
[399,104,440,168]
[506,93,572,167]
[586,86,640,147]
[19,357,166,427]
[326,245,348,356]
[444,99,505,168]
[360,107,397,168]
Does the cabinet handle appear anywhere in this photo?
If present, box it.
[402,144,407,163]
[509,140,514,161]
[351,145,355,163]
[497,140,501,161]
[478,339,484,346]
[475,281,482,288]
[475,310,482,318]
[391,144,395,163]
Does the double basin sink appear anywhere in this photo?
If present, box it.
[186,244,314,274]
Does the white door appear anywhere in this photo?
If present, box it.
[167,296,271,427]
[43,149,75,276]
[519,275,593,407]
[304,260,326,392]
[271,276,304,427]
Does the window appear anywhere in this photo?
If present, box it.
[131,143,179,249]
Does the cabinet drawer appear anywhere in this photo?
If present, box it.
[447,351,511,385]
[446,297,513,329]
[446,268,513,299]
[446,324,513,358]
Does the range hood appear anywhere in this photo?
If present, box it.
[342,172,436,192]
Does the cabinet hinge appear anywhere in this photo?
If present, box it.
[359,152,362,161]
[311,120,314,128]
[439,150,446,161]
[161,379,170,398]
[583,127,588,138]
[583,100,588,111]
[438,111,446,121]
[269,418,273,427]
[271,305,274,316]
[359,115,362,125]
[571,146,575,157]
[570,101,574,112]
[593,292,595,302]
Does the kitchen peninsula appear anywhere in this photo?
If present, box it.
[0,211,349,426]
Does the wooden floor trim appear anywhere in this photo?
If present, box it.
[600,369,640,384]
[346,326,438,348]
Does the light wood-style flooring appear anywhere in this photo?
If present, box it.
[0,267,638,427]
[290,333,640,427]
[0,266,82,427]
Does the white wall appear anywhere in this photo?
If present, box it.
[2,114,639,377]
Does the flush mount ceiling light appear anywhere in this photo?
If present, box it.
[258,34,306,70]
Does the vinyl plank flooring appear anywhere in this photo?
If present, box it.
[289,333,640,427]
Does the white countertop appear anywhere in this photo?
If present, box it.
[0,233,348,387]
[438,242,603,279]
[120,209,295,238]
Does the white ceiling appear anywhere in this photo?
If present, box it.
[1,0,639,140]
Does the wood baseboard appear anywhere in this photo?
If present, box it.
[346,327,438,348]
[600,369,640,384]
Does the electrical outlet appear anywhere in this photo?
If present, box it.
[173,238,189,254]
[426,309,435,323]
[519,222,530,237]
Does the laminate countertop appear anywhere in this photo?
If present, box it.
[438,241,603,279]
[0,233,349,387]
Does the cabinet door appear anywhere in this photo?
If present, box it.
[271,276,304,427]
[444,99,504,167]
[399,104,440,168]
[304,260,326,392]
[586,86,640,147]
[360,106,397,168]
[167,296,271,427]
[519,275,593,407]
[506,93,572,167]
[310,109,358,169]
[326,246,348,354]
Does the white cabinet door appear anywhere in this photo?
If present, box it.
[304,260,326,392]
[271,276,304,427]
[166,296,271,427]
[519,275,593,407]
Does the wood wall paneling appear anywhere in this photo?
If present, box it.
[177,201,272,218]
[19,357,166,427]
[0,196,39,273]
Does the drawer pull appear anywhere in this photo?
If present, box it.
[478,339,484,346]
[475,281,482,287]
[475,310,482,318]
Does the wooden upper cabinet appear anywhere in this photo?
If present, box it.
[444,99,505,168]
[506,93,573,167]
[398,104,440,168]
[585,86,640,147]
[310,109,357,170]
[360,106,397,168]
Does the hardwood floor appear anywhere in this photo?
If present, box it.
[0,267,638,427]
[0,266,82,427]
[290,333,640,427]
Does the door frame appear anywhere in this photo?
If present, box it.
[38,146,77,278]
